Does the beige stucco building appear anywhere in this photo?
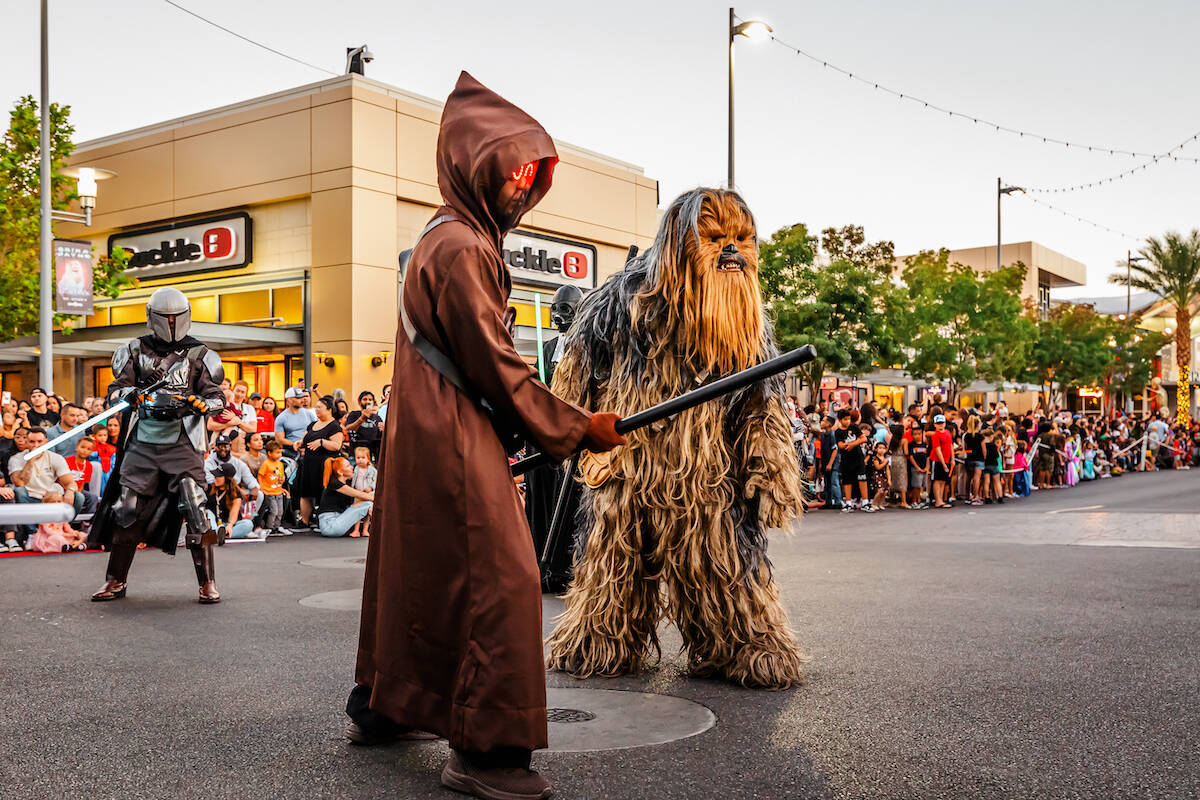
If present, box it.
[0,74,659,403]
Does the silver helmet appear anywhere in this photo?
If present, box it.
[146,287,192,342]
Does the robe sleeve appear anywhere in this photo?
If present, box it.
[434,246,590,462]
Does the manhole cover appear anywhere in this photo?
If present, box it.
[544,688,714,752]
[298,589,361,610]
[547,707,596,723]
[299,556,366,569]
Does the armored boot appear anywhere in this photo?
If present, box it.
[190,544,221,604]
[92,541,138,602]
[178,476,223,603]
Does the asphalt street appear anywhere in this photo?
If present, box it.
[1,469,1197,799]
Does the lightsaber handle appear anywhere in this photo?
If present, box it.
[511,344,818,477]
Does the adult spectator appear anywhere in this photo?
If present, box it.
[316,456,374,537]
[25,387,60,430]
[1,470,20,550]
[1147,413,1170,470]
[252,393,276,435]
[929,414,954,508]
[274,387,316,459]
[228,380,258,444]
[206,461,259,540]
[105,415,122,447]
[204,434,260,500]
[0,411,18,466]
[45,403,90,458]
[344,391,382,460]
[7,429,86,540]
[377,384,391,432]
[296,396,344,527]
[238,432,268,477]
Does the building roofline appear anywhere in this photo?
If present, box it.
[73,74,645,175]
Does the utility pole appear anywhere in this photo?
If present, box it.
[39,0,52,393]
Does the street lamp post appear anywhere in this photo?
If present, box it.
[38,0,114,394]
[996,177,1023,271]
[727,9,772,189]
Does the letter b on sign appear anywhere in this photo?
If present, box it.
[202,227,235,260]
[562,251,588,280]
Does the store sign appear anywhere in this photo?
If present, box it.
[108,212,252,279]
[53,238,94,315]
[502,229,596,290]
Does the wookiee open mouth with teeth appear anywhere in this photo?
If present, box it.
[717,252,746,272]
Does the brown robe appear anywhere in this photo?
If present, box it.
[354,72,591,753]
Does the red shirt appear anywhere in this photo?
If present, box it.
[65,455,93,487]
[929,429,954,465]
[256,409,275,434]
[94,442,116,472]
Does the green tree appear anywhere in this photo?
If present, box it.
[1110,230,1200,425]
[758,224,898,395]
[0,95,134,342]
[896,249,1034,405]
[1026,302,1117,406]
[1107,320,1168,403]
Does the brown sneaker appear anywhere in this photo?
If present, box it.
[440,751,552,800]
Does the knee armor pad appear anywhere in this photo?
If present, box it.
[114,486,143,528]
[177,476,220,547]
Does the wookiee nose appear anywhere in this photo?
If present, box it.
[721,244,738,255]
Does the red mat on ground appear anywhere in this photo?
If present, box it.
[0,548,103,559]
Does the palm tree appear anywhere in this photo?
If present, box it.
[1111,230,1200,425]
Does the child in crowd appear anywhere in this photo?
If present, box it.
[983,429,1004,504]
[867,441,888,513]
[1001,422,1017,497]
[256,440,289,536]
[905,424,930,508]
[30,490,87,553]
[1012,441,1030,496]
[350,446,377,537]
[66,436,95,495]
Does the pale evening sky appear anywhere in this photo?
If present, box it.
[3,0,1197,298]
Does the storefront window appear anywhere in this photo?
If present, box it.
[873,385,905,413]
[93,366,114,396]
[273,286,303,325]
[219,289,270,324]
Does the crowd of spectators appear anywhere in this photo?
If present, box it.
[786,396,1200,513]
[0,378,390,554]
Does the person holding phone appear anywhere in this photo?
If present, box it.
[344,391,382,461]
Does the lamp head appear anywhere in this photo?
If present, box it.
[732,19,772,42]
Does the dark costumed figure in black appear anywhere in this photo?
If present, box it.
[91,287,228,604]
[523,284,583,592]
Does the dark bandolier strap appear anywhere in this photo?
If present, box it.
[399,214,474,396]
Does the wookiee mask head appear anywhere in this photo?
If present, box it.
[638,188,763,375]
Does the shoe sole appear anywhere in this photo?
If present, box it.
[345,723,439,746]
[441,764,552,800]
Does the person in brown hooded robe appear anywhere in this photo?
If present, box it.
[347,72,624,800]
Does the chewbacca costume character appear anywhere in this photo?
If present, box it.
[546,188,807,689]
[348,72,622,800]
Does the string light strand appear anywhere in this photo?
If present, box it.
[161,0,337,76]
[1023,132,1200,193]
[1021,195,1140,242]
[766,33,1200,164]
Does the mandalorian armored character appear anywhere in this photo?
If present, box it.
[525,283,584,591]
[91,287,228,604]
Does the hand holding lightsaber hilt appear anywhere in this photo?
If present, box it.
[18,376,172,464]
[512,344,818,477]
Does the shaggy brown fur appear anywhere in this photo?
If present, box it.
[545,187,806,689]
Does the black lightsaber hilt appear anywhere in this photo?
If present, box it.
[511,344,817,476]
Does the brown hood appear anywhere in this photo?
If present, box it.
[436,71,558,249]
